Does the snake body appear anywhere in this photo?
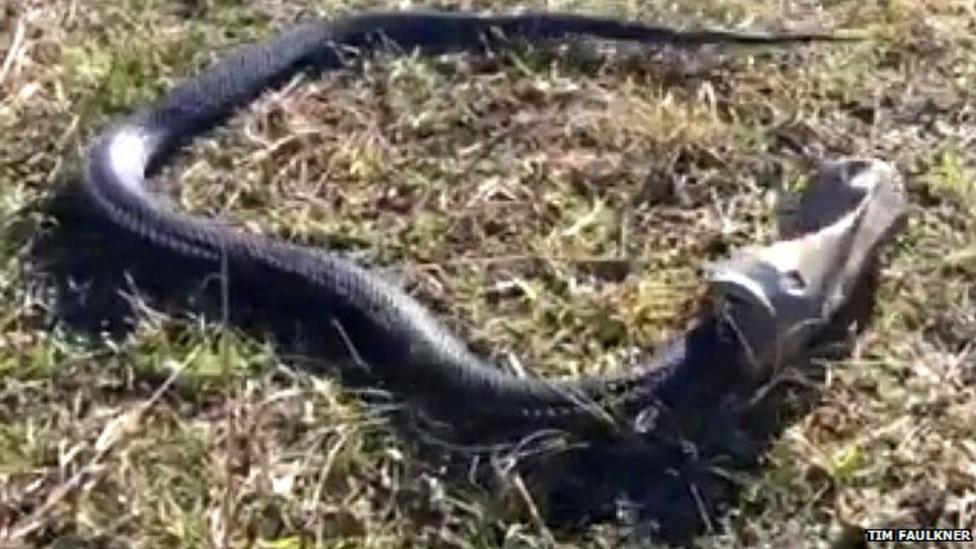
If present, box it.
[82,11,843,436]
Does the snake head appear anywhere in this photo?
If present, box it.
[705,158,908,376]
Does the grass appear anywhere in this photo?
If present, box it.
[1,0,975,547]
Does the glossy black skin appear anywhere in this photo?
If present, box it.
[82,10,837,436]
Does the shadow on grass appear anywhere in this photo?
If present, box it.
[23,180,876,545]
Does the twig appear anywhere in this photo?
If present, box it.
[0,16,26,86]
[2,360,186,542]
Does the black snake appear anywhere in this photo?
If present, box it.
[81,10,850,438]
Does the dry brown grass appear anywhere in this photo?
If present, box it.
[1,0,974,547]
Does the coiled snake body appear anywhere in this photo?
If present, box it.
[82,11,844,437]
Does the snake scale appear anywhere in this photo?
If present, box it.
[82,10,848,438]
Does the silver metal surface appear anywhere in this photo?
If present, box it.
[707,158,908,372]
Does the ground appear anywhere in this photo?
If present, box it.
[0,0,974,547]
